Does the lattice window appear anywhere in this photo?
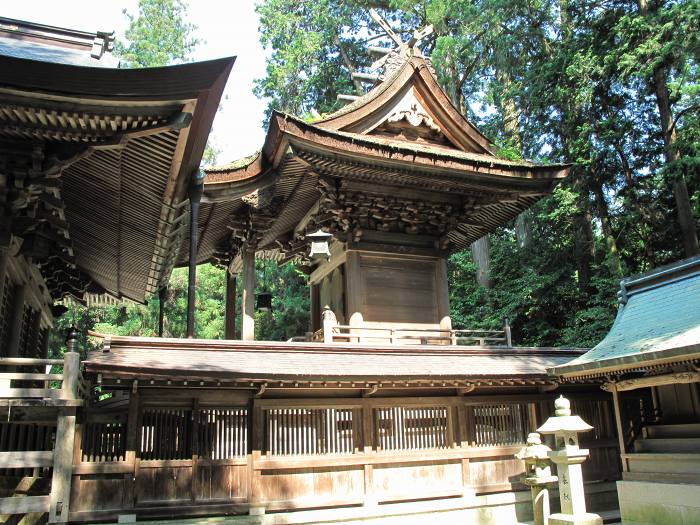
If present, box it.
[139,408,193,460]
[198,408,248,459]
[264,408,360,455]
[472,403,528,446]
[0,280,15,356]
[374,406,448,451]
[82,421,127,462]
[17,304,32,358]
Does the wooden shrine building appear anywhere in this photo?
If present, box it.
[551,256,700,525]
[1,17,625,525]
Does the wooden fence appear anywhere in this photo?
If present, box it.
[0,351,85,522]
[66,392,620,522]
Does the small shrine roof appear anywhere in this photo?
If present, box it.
[85,334,585,384]
[551,256,700,379]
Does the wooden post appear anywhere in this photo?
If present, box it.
[345,251,363,342]
[186,173,204,338]
[504,318,513,347]
[241,250,255,341]
[609,383,628,472]
[6,283,26,358]
[49,334,80,523]
[310,283,320,332]
[436,258,452,342]
[158,287,167,337]
[0,247,8,314]
[322,306,337,344]
[225,272,237,339]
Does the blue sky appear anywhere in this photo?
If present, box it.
[3,0,270,164]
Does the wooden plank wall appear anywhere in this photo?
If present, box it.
[64,391,621,522]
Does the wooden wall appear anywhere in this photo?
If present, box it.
[64,390,621,522]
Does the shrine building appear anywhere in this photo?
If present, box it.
[0,16,627,525]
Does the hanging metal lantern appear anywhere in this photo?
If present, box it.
[256,290,273,312]
[306,229,332,260]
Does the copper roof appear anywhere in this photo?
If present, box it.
[85,334,585,382]
[551,256,700,379]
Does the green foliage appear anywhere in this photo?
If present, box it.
[115,0,200,68]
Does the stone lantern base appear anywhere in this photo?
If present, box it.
[548,512,602,525]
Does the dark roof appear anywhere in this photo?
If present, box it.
[551,256,700,378]
[0,16,118,67]
[85,335,584,382]
[0,54,235,301]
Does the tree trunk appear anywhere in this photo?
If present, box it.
[334,34,364,95]
[471,236,492,289]
[573,210,595,293]
[652,66,699,256]
[593,182,623,275]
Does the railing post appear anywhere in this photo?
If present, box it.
[504,318,513,347]
[49,328,79,523]
[322,306,337,344]
[61,331,80,400]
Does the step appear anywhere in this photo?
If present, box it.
[599,509,621,524]
[623,471,700,484]
[633,437,700,453]
[624,452,700,475]
[643,422,700,439]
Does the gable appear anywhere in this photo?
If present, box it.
[315,57,495,155]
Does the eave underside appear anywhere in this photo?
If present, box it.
[193,141,563,269]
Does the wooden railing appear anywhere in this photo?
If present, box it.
[0,349,86,523]
[64,393,620,522]
[312,325,512,346]
[308,307,513,346]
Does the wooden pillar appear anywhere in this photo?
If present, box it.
[225,272,237,339]
[241,250,255,341]
[345,251,363,342]
[435,258,452,341]
[186,174,204,338]
[49,340,80,523]
[49,407,76,523]
[0,247,8,310]
[158,287,167,337]
[609,383,628,472]
[6,283,26,358]
[310,283,320,332]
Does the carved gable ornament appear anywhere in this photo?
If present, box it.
[368,88,456,147]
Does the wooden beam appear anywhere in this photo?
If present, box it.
[0,495,50,515]
[241,250,255,341]
[608,383,628,472]
[604,371,700,392]
[0,451,53,469]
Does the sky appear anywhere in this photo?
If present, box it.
[3,0,270,165]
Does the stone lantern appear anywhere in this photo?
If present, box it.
[537,395,602,525]
[515,432,558,525]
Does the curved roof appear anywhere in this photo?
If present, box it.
[0,54,235,301]
[193,55,568,270]
[551,256,700,379]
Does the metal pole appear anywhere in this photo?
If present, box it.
[186,171,204,338]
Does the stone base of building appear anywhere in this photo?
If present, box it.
[548,512,602,525]
[101,482,617,525]
[618,480,700,525]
